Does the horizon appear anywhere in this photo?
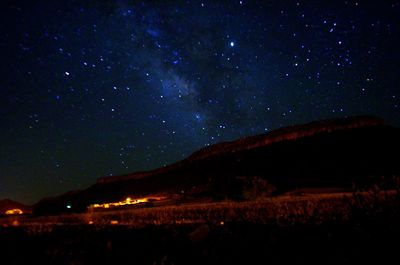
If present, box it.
[1,1,399,204]
[2,114,395,205]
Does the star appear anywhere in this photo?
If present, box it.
[1,0,398,204]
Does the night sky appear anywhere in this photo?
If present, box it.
[1,1,399,204]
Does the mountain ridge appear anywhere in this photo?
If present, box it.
[33,116,400,215]
[97,115,383,184]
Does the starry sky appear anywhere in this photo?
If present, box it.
[1,0,399,204]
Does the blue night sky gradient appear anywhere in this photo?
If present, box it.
[0,0,399,203]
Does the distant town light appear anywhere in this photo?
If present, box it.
[5,209,23,215]
[87,196,167,210]
[66,204,71,209]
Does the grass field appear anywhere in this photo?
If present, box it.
[1,190,397,229]
[0,189,399,264]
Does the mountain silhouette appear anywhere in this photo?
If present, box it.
[34,116,400,215]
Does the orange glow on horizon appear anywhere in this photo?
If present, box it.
[88,196,167,210]
[5,209,23,215]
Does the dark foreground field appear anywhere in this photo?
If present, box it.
[1,191,399,265]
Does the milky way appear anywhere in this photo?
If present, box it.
[1,1,399,203]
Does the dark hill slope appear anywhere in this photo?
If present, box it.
[34,116,400,214]
[0,199,32,215]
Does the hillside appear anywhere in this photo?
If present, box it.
[34,116,400,214]
[0,199,32,215]
[96,116,383,184]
